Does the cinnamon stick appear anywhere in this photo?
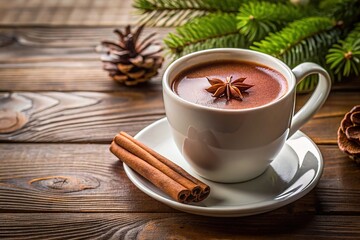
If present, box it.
[119,131,210,201]
[110,131,210,203]
[110,142,190,203]
[114,134,201,196]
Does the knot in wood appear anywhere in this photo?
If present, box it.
[0,109,27,133]
[30,175,100,193]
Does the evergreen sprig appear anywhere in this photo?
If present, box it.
[134,0,360,92]
[251,17,341,91]
[164,13,249,58]
[133,0,242,27]
[327,24,360,78]
[251,17,339,66]
[133,0,292,27]
[236,2,307,41]
[320,0,360,23]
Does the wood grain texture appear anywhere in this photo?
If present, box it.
[0,91,164,142]
[0,143,173,213]
[0,143,359,214]
[1,91,359,143]
[0,27,170,53]
[0,27,170,91]
[1,213,360,239]
[297,90,360,144]
[1,1,359,238]
[0,0,137,26]
[0,27,358,91]
[298,91,360,118]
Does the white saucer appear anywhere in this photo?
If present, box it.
[124,118,323,217]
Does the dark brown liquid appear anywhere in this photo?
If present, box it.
[172,60,287,110]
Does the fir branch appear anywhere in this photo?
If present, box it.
[132,0,360,92]
[251,17,341,92]
[236,2,308,41]
[164,13,249,58]
[320,0,360,24]
[169,34,249,60]
[251,17,339,66]
[133,0,242,27]
[326,24,360,78]
[346,24,360,41]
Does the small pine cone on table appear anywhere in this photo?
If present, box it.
[338,105,360,164]
[99,25,163,86]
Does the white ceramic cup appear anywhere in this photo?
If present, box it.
[162,48,331,183]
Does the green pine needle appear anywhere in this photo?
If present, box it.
[133,0,360,92]
[326,24,360,78]
[320,0,360,23]
[251,17,341,92]
[237,2,307,41]
[251,17,339,66]
[164,13,249,57]
[169,34,250,60]
[133,0,242,27]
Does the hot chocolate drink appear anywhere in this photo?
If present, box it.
[164,48,331,182]
[172,60,287,110]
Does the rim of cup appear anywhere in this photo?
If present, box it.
[162,48,296,113]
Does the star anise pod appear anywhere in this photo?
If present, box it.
[205,76,254,101]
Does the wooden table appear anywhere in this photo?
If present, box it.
[1,1,360,239]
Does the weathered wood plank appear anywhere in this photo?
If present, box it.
[0,28,170,55]
[0,27,170,49]
[298,90,359,144]
[1,91,359,143]
[300,117,341,144]
[297,91,360,118]
[0,27,170,91]
[0,91,164,142]
[0,0,137,26]
[0,143,173,213]
[320,146,360,190]
[1,213,360,239]
[0,66,163,92]
[0,27,359,91]
[0,144,359,214]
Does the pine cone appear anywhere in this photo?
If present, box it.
[338,105,360,164]
[99,25,163,86]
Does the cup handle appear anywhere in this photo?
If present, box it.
[288,62,332,138]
